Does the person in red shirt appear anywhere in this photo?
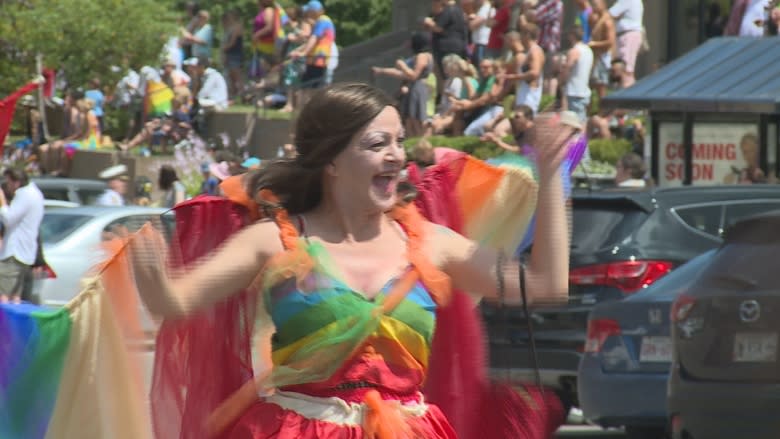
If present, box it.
[485,0,515,59]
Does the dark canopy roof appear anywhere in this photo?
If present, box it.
[602,37,780,114]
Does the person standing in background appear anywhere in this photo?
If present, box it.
[0,169,44,304]
[85,78,105,135]
[221,10,244,101]
[158,165,187,208]
[290,0,336,91]
[588,0,616,100]
[182,10,213,61]
[95,164,129,207]
[574,0,593,42]
[467,0,496,66]
[424,0,468,103]
[609,0,643,88]
[180,2,200,60]
[559,27,593,122]
[485,0,515,59]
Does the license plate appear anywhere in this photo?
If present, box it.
[640,336,673,362]
[733,333,778,363]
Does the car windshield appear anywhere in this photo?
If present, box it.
[40,213,93,244]
[571,205,648,253]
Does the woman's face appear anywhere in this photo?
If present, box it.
[741,138,759,167]
[444,63,458,78]
[327,106,406,213]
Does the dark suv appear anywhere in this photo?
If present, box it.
[482,185,780,410]
[668,212,780,439]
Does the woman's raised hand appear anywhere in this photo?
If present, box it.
[125,223,179,316]
[526,111,581,178]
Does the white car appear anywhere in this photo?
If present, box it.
[34,206,174,311]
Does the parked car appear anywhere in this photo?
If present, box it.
[33,206,174,309]
[668,212,780,439]
[577,250,715,439]
[44,200,80,209]
[482,185,780,411]
[32,177,107,205]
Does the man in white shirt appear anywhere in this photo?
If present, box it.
[0,169,44,303]
[96,164,129,206]
[560,27,594,122]
[740,0,770,37]
[609,0,643,88]
[187,56,229,111]
[615,152,648,188]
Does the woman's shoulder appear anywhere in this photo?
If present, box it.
[242,219,287,256]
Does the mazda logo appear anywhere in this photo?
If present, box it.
[739,300,761,323]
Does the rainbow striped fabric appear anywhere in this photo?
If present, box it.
[144,81,174,117]
[258,239,436,389]
[308,15,335,67]
[486,135,588,254]
[254,3,288,55]
[0,245,151,439]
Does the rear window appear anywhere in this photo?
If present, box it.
[80,190,107,205]
[571,206,648,253]
[40,214,93,244]
[698,215,780,289]
[39,188,71,202]
[698,243,778,290]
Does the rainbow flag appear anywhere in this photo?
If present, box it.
[276,3,289,41]
[144,80,174,117]
[0,243,151,439]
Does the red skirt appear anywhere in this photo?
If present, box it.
[228,390,457,439]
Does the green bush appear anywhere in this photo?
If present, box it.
[404,136,506,160]
[588,138,633,164]
[405,135,634,165]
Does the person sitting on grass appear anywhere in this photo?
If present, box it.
[119,95,192,154]
[481,104,537,154]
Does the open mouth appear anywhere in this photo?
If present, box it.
[372,172,399,197]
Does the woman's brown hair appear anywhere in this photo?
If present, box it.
[248,83,395,214]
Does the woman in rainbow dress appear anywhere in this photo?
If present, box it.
[0,82,582,439]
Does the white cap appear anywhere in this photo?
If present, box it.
[183,57,198,66]
[99,164,129,181]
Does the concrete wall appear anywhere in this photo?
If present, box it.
[202,112,292,159]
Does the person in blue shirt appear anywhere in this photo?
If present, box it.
[85,78,105,133]
[574,0,593,43]
[200,162,220,195]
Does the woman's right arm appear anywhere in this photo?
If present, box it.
[130,220,283,317]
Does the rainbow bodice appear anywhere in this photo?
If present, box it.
[257,238,437,398]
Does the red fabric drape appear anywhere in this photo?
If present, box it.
[409,159,566,439]
[0,81,40,156]
[150,196,258,439]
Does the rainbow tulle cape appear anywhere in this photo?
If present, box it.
[0,243,151,439]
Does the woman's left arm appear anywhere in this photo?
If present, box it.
[433,114,577,305]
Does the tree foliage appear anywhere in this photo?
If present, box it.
[322,0,392,47]
[0,0,392,96]
[175,0,391,49]
[0,0,177,95]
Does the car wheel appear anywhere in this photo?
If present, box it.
[626,426,670,439]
